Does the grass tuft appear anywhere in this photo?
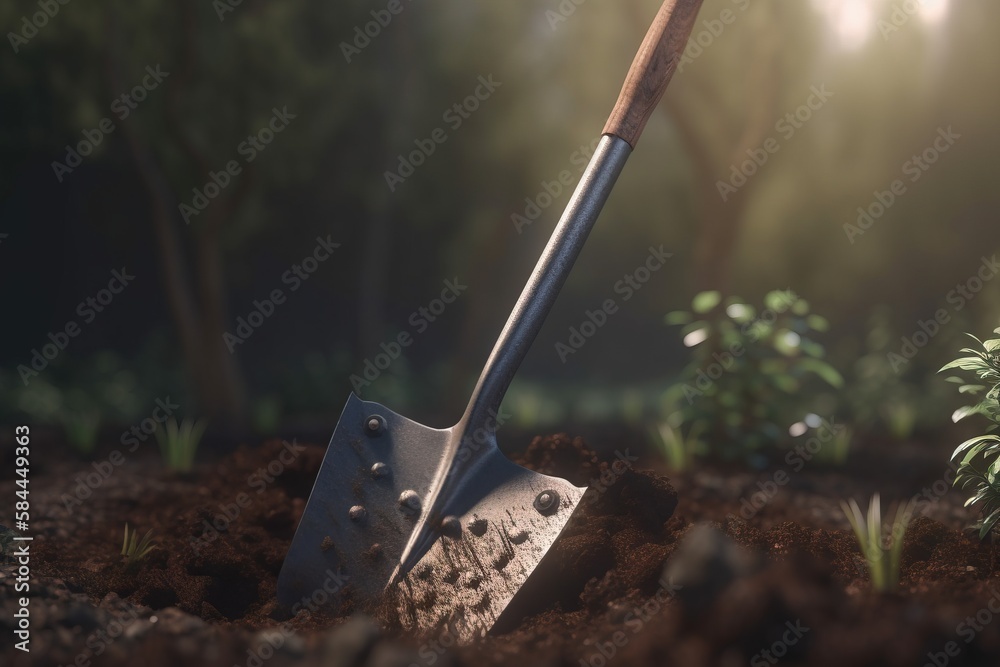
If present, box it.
[840,493,917,592]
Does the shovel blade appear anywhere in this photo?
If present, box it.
[277,394,585,641]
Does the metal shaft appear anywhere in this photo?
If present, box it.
[461,134,632,433]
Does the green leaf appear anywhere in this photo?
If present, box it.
[764,290,795,312]
[798,359,845,387]
[939,356,991,373]
[960,384,987,394]
[952,434,1000,460]
[664,311,692,326]
[692,291,722,314]
[953,405,983,423]
[806,314,829,332]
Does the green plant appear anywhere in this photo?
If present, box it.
[59,408,102,455]
[663,290,843,465]
[940,329,1000,538]
[154,417,207,472]
[840,494,917,592]
[121,524,156,569]
[650,421,704,472]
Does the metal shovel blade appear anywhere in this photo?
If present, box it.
[277,394,585,640]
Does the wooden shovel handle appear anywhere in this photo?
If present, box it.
[603,0,705,149]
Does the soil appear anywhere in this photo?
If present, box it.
[3,433,1000,666]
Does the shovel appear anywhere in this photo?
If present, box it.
[277,0,705,641]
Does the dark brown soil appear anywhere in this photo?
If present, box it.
[5,433,1000,666]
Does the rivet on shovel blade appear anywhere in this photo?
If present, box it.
[371,462,390,479]
[349,505,367,522]
[534,490,560,516]
[365,415,385,436]
[440,516,462,538]
[399,490,421,514]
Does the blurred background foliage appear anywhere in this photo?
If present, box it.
[0,0,998,460]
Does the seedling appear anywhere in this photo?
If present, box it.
[154,417,207,472]
[940,329,1000,538]
[651,421,703,472]
[840,493,917,592]
[121,523,156,569]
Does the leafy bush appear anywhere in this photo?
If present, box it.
[940,329,1000,538]
[662,290,843,465]
[840,494,917,592]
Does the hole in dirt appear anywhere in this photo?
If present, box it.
[142,587,179,610]
[203,576,259,620]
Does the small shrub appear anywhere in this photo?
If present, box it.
[121,524,156,569]
[840,494,917,592]
[663,290,843,465]
[154,417,207,472]
[940,329,1000,538]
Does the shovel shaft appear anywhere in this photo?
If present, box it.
[461,0,705,432]
[461,135,631,433]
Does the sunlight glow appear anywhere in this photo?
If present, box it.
[919,0,949,24]
[812,0,873,50]
[812,0,951,50]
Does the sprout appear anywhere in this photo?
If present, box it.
[121,524,156,569]
[840,494,917,592]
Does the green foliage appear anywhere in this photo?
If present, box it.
[121,524,156,569]
[840,494,917,592]
[834,307,952,441]
[940,329,1000,539]
[154,417,207,473]
[663,290,843,465]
